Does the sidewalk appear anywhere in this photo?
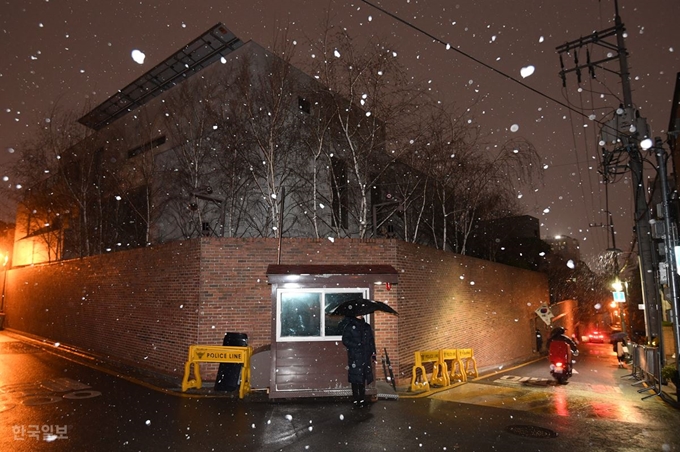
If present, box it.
[619,355,679,407]
[2,328,679,406]
[0,328,462,400]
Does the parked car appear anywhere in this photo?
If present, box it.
[588,331,605,343]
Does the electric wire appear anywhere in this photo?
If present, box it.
[360,0,604,127]
[578,82,598,228]
[360,0,648,260]
[585,73,608,252]
[564,85,606,253]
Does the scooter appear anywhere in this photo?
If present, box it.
[549,341,578,384]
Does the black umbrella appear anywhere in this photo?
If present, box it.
[609,331,628,342]
[330,298,398,317]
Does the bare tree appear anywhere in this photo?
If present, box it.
[106,105,167,247]
[9,103,102,259]
[454,137,543,254]
[8,18,545,264]
[397,102,482,250]
[160,75,227,239]
[204,93,253,238]
[305,24,425,238]
[398,101,542,254]
[222,39,309,238]
[293,85,338,238]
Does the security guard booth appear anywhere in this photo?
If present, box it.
[266,264,398,399]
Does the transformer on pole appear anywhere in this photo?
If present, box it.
[556,1,665,360]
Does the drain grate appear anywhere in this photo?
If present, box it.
[506,425,558,439]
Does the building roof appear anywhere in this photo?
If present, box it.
[78,23,243,131]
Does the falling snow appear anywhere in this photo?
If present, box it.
[131,49,145,64]
[520,65,535,78]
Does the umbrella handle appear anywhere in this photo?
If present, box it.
[384,348,396,391]
[382,356,389,383]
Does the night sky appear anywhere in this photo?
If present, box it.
[1,0,678,263]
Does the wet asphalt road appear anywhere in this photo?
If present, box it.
[1,330,679,451]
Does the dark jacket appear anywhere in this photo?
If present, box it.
[339,316,376,385]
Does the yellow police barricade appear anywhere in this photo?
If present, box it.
[458,348,478,380]
[182,345,252,398]
[446,349,467,383]
[437,349,466,385]
[410,350,439,392]
[429,350,450,387]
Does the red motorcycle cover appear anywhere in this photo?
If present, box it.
[549,340,571,366]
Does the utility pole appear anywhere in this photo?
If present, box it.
[649,137,680,391]
[556,0,662,348]
[589,213,617,250]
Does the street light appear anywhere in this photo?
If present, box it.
[610,275,629,340]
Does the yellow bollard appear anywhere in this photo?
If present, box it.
[181,345,252,398]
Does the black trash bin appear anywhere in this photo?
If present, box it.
[214,332,248,391]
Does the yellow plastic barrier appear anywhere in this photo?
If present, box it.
[439,349,466,384]
[410,350,439,392]
[181,345,252,398]
[458,348,478,379]
[430,350,450,387]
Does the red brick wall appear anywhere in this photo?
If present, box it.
[4,237,549,385]
[391,242,549,381]
[196,238,275,348]
[196,238,398,351]
[4,240,202,375]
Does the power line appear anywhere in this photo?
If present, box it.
[360,0,598,125]
[565,89,604,252]
[583,76,607,252]
[361,0,618,257]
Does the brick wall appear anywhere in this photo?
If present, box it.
[391,241,549,380]
[4,240,202,376]
[4,237,550,386]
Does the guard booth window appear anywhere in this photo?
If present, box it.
[277,289,368,341]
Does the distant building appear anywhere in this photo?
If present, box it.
[544,235,581,262]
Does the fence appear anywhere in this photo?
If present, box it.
[626,344,662,399]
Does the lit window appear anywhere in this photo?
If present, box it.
[277,289,368,341]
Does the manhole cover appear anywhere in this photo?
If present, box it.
[506,425,558,439]
[0,342,39,355]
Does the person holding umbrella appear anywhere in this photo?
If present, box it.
[331,298,398,408]
[339,313,377,408]
[611,333,629,368]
